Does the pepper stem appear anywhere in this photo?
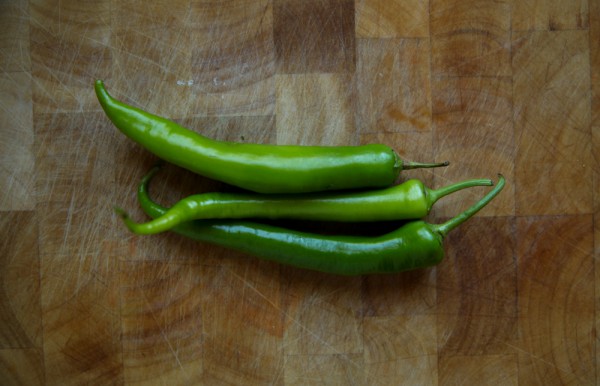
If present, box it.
[434,174,505,238]
[403,160,450,170]
[428,178,494,207]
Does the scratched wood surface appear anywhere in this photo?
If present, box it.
[0,0,598,384]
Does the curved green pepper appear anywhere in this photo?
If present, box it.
[134,169,505,275]
[118,166,493,235]
[95,80,448,194]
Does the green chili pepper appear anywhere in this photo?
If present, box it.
[117,166,493,235]
[133,168,505,275]
[95,80,448,194]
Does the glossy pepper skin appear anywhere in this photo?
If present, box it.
[134,169,505,275]
[95,80,448,194]
[118,166,493,235]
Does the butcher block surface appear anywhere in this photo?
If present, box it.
[1,0,599,384]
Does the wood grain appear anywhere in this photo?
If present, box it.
[439,354,518,386]
[432,75,515,217]
[513,30,593,216]
[355,38,432,134]
[274,0,355,74]
[364,315,437,385]
[592,1,600,380]
[201,261,283,385]
[0,0,598,384]
[282,271,362,356]
[0,348,45,386]
[512,0,589,31]
[111,0,193,118]
[516,215,595,384]
[30,0,111,113]
[0,213,44,385]
[191,0,275,116]
[362,269,436,317]
[437,217,517,357]
[284,353,364,386]
[431,0,511,77]
[120,261,203,384]
[0,73,35,210]
[0,0,31,73]
[592,0,600,128]
[355,0,429,38]
[35,112,122,385]
[0,212,42,349]
[276,74,354,145]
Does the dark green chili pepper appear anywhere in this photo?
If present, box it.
[118,166,493,235]
[133,168,505,275]
[95,80,448,194]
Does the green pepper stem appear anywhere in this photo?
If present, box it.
[434,174,505,238]
[428,178,493,206]
[403,160,450,170]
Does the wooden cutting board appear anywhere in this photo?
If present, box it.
[1,0,598,384]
